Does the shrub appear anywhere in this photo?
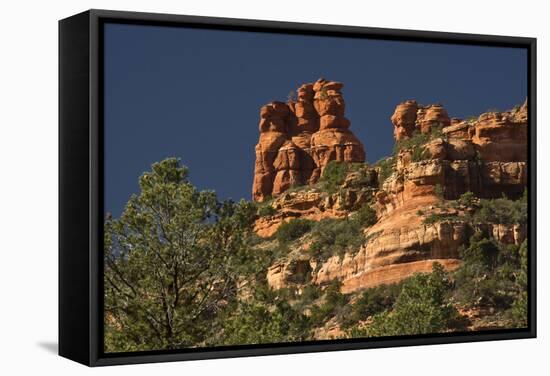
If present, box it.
[258,205,277,217]
[454,233,527,312]
[275,219,314,244]
[341,283,402,327]
[300,285,322,304]
[364,230,383,243]
[472,196,527,225]
[393,131,430,156]
[343,164,376,189]
[411,145,430,162]
[219,302,290,345]
[508,241,528,327]
[309,281,349,327]
[422,212,458,225]
[284,183,309,194]
[374,157,394,188]
[461,233,500,271]
[319,161,374,192]
[508,240,528,326]
[321,161,349,192]
[308,218,364,262]
[319,86,328,100]
[267,241,292,261]
[354,204,377,227]
[458,191,476,207]
[218,298,312,345]
[358,263,457,337]
[393,126,446,162]
[509,290,528,327]
[430,124,445,139]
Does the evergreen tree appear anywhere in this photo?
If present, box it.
[104,158,257,352]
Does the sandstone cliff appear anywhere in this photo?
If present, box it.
[257,97,528,294]
[252,79,366,202]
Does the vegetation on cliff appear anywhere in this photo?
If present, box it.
[104,98,529,352]
[104,157,528,352]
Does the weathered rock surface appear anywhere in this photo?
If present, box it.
[267,257,312,290]
[252,79,365,202]
[312,209,526,293]
[254,186,374,237]
[258,96,528,293]
[391,100,450,141]
[266,199,526,293]
[446,101,528,163]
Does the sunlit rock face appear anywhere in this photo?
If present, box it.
[252,78,365,202]
[253,88,528,293]
[391,100,451,141]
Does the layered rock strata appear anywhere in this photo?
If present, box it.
[254,184,374,238]
[261,99,528,293]
[380,100,528,215]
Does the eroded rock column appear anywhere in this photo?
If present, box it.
[252,78,366,201]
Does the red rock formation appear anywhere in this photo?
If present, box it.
[254,186,373,237]
[262,101,528,293]
[266,200,526,293]
[391,100,450,140]
[252,102,293,201]
[252,79,365,202]
[294,83,319,133]
[416,104,451,134]
[390,100,418,140]
[384,100,528,203]
[448,101,528,162]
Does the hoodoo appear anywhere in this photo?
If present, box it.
[252,78,365,202]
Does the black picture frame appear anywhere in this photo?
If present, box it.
[59,9,537,367]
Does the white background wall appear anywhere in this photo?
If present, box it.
[0,0,547,374]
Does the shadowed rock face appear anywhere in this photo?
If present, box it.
[258,98,528,294]
[252,78,365,202]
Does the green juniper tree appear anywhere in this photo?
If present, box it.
[349,263,457,337]
[104,158,257,352]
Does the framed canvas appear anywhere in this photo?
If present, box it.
[59,9,537,366]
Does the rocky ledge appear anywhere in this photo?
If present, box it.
[254,91,528,293]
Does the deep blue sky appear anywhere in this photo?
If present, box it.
[104,23,527,217]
